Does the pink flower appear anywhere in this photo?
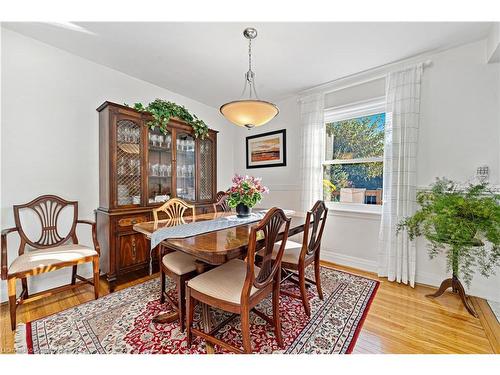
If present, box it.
[229,174,269,199]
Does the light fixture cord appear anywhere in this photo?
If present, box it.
[248,38,253,98]
[248,38,252,75]
[247,38,259,99]
[239,33,260,100]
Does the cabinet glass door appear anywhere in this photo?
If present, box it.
[116,119,142,206]
[147,129,173,205]
[199,137,214,201]
[176,132,196,201]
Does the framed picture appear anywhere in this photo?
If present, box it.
[246,129,287,169]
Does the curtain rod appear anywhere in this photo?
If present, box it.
[298,57,433,98]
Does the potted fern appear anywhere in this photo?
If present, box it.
[397,178,500,316]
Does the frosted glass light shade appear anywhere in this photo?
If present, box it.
[220,100,279,128]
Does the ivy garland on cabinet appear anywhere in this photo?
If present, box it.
[126,99,209,139]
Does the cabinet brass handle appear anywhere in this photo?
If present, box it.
[131,237,137,261]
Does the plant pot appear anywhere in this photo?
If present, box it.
[236,203,252,218]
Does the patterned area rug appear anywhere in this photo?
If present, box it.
[15,267,378,354]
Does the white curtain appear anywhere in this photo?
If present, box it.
[298,93,325,212]
[378,64,423,287]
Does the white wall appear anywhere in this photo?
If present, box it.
[233,39,500,301]
[0,28,235,302]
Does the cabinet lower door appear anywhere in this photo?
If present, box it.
[118,233,148,269]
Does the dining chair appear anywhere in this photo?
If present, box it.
[186,207,291,353]
[275,200,328,316]
[1,195,100,330]
[153,197,195,224]
[153,197,198,331]
[212,191,230,213]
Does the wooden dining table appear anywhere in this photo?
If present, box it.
[133,209,308,353]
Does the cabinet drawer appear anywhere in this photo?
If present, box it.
[118,233,148,269]
[117,215,149,230]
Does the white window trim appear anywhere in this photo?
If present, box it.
[323,96,385,215]
[324,96,385,124]
[326,201,382,216]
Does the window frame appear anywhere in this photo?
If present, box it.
[322,96,385,213]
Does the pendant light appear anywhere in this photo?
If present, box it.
[220,27,279,129]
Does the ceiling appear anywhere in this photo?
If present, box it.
[3,22,493,108]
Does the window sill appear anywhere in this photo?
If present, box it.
[325,202,382,216]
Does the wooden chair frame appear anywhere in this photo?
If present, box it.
[212,191,230,213]
[155,197,196,330]
[186,207,291,353]
[280,200,328,316]
[153,197,195,225]
[1,195,100,330]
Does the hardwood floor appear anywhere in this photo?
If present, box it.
[0,264,498,354]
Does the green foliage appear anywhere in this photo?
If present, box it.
[324,114,384,194]
[326,114,385,159]
[323,179,337,193]
[397,178,500,286]
[128,99,209,139]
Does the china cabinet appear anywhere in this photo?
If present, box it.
[95,101,217,291]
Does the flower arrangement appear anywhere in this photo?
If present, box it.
[227,174,269,216]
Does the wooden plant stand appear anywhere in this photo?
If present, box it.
[426,275,478,317]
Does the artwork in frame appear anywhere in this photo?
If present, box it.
[246,129,287,169]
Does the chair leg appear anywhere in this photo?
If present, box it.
[8,278,17,331]
[177,275,186,332]
[314,260,324,300]
[272,280,284,348]
[71,265,77,285]
[240,308,252,353]
[21,278,29,299]
[186,287,194,346]
[298,267,311,317]
[160,267,166,304]
[92,257,100,300]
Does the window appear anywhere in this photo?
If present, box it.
[323,98,385,206]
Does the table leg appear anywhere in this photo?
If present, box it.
[202,303,215,354]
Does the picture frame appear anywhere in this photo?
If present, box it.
[246,129,287,169]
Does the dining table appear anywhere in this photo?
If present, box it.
[133,209,308,353]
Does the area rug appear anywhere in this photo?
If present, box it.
[15,266,378,354]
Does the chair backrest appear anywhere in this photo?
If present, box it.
[153,197,195,224]
[13,195,79,254]
[301,200,328,260]
[242,208,291,301]
[213,191,230,213]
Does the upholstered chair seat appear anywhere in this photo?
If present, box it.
[162,251,198,275]
[187,259,260,304]
[269,240,303,265]
[9,244,97,275]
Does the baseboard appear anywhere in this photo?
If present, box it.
[321,251,378,273]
